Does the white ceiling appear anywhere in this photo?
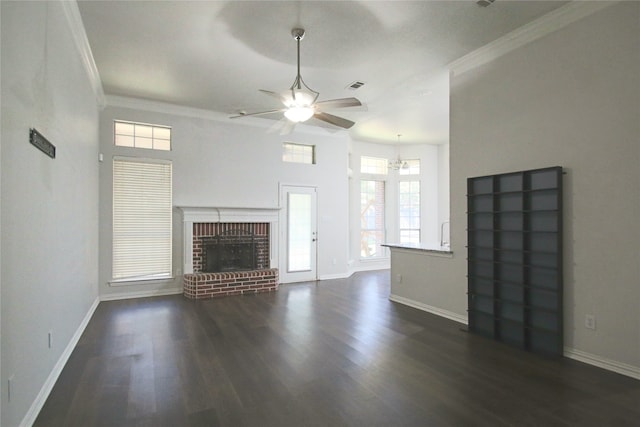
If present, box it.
[77,0,568,145]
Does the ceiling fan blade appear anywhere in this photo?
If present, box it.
[280,120,296,135]
[229,108,283,119]
[266,118,295,135]
[313,112,356,129]
[315,97,362,110]
[259,89,289,105]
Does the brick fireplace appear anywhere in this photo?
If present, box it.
[179,207,280,299]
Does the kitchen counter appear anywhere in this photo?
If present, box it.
[382,243,453,256]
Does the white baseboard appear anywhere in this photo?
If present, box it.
[318,272,352,281]
[389,295,640,381]
[349,264,391,276]
[389,294,640,380]
[389,294,468,325]
[21,296,100,427]
[100,287,183,301]
[564,347,640,381]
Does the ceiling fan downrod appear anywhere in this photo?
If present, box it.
[292,28,304,90]
[289,28,318,106]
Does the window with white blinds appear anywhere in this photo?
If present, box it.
[112,158,173,281]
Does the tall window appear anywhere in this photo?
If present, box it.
[360,180,385,258]
[114,120,171,151]
[399,181,420,244]
[112,158,173,281]
[398,159,420,244]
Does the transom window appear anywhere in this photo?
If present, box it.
[114,120,171,151]
[283,142,315,164]
[361,156,388,175]
[399,159,420,175]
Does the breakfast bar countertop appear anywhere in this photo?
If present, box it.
[382,243,453,255]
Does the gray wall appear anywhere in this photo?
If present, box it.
[393,2,640,371]
[452,1,639,368]
[1,1,100,425]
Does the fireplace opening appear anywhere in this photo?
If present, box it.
[192,222,270,274]
[202,229,257,273]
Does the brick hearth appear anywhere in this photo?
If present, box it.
[183,268,278,299]
[179,207,280,300]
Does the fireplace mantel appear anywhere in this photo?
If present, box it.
[178,207,280,274]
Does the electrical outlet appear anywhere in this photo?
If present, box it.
[585,314,596,330]
[396,274,402,284]
[48,331,53,349]
[8,376,14,402]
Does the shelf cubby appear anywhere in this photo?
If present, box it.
[467,166,563,356]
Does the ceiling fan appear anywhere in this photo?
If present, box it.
[230,28,362,131]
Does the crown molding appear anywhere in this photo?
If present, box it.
[106,95,345,137]
[60,1,105,107]
[449,1,618,76]
[107,95,232,122]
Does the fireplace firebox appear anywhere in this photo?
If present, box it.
[180,209,279,300]
[202,230,256,273]
[191,222,270,274]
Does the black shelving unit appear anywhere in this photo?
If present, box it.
[467,166,563,356]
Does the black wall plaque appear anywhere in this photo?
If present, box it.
[29,128,56,159]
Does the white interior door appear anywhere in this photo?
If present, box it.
[280,185,317,283]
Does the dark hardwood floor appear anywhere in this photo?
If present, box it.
[35,270,640,426]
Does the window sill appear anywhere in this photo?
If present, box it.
[109,275,175,287]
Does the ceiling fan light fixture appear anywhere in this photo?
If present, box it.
[284,106,314,122]
[230,27,360,130]
[285,87,317,108]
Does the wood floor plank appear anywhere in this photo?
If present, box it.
[34,270,640,426]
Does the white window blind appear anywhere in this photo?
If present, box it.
[113,158,172,281]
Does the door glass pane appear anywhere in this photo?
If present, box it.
[399,180,420,244]
[288,193,311,272]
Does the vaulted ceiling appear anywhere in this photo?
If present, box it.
[77,1,568,144]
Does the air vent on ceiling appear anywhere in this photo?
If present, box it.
[347,81,365,90]
[476,0,495,7]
